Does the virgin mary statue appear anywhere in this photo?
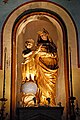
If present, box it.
[21,28,59,107]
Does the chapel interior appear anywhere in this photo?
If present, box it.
[0,0,80,120]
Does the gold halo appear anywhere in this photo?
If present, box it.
[37,28,49,35]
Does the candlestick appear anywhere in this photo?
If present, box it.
[0,47,8,120]
[69,47,76,120]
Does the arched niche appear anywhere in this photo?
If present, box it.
[14,11,64,106]
[2,1,78,119]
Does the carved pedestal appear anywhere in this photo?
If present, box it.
[16,107,64,120]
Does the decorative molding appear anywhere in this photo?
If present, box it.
[3,0,9,4]
[1,1,78,120]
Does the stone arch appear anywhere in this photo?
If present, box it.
[2,1,78,119]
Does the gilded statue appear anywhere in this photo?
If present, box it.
[21,28,59,107]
